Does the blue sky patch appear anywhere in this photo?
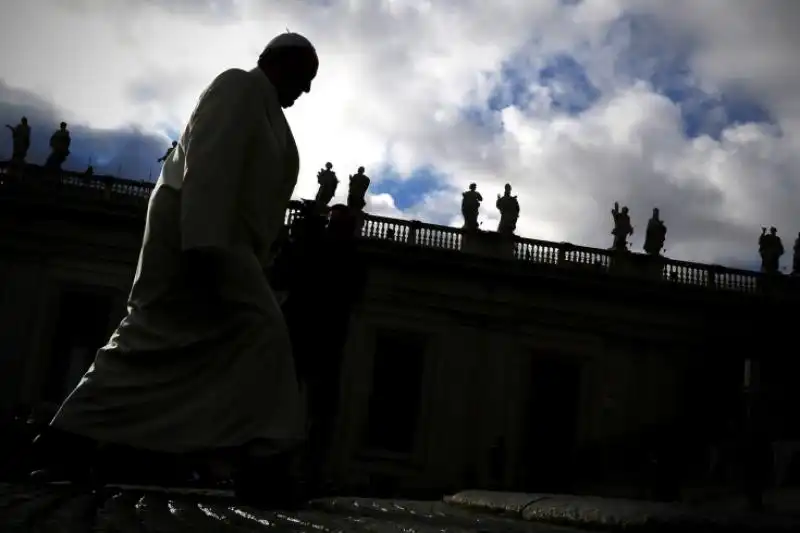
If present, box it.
[538,54,601,114]
[607,12,774,139]
[372,165,447,210]
[486,51,599,115]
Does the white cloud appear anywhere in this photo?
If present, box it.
[1,0,799,269]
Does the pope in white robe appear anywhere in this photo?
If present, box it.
[45,34,320,468]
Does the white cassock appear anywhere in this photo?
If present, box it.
[50,68,306,453]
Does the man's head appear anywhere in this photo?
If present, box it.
[20,117,27,125]
[258,32,319,108]
[469,183,476,191]
[60,122,67,130]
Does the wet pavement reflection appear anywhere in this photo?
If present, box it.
[0,483,579,532]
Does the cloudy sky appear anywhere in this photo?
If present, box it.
[1,0,799,270]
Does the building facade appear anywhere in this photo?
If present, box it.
[1,161,797,496]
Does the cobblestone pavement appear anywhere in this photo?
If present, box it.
[0,483,582,532]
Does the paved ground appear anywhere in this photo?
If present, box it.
[0,483,582,532]
[447,489,800,532]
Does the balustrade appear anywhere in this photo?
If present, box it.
[0,162,154,203]
[0,161,774,295]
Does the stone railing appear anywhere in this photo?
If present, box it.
[1,161,767,294]
[0,162,154,205]
[285,201,764,294]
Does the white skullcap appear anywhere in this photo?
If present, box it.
[263,32,315,53]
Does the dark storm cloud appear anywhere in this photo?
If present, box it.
[0,81,167,180]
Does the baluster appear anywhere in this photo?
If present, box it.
[433,230,442,248]
[557,244,567,265]
[408,221,419,245]
[668,266,679,283]
[397,224,407,243]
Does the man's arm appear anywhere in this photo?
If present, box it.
[179,69,256,297]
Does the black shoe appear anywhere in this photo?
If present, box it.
[28,427,99,486]
[95,444,197,488]
[233,449,307,510]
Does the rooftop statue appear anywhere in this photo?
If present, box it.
[45,122,71,170]
[759,226,784,275]
[793,232,800,276]
[461,183,482,231]
[347,166,370,211]
[157,141,178,163]
[315,162,338,212]
[611,201,633,252]
[643,208,667,256]
[5,116,31,164]
[496,183,519,236]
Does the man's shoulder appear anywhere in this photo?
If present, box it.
[213,68,253,83]
[212,68,259,88]
[204,68,259,98]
